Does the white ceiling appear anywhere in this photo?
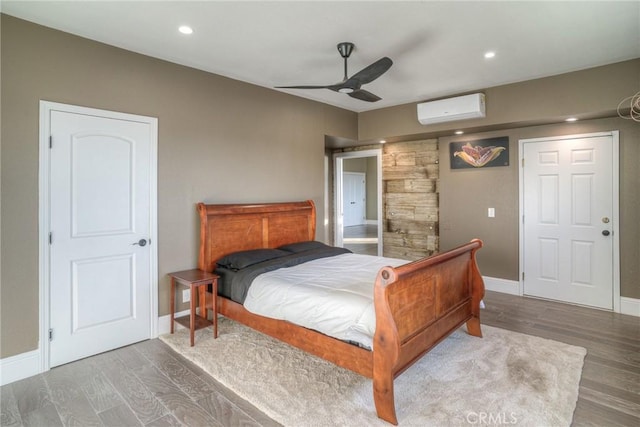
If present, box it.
[3,1,639,113]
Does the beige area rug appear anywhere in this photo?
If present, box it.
[160,318,586,426]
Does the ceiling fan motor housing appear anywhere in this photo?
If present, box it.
[337,42,354,58]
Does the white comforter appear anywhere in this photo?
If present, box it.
[243,253,407,349]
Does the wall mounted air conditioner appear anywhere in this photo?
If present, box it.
[417,93,486,125]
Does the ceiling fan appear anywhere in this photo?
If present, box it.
[276,42,393,102]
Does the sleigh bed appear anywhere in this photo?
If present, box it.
[197,200,484,425]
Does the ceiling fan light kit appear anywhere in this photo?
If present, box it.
[276,42,393,102]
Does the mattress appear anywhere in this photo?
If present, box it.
[243,253,407,349]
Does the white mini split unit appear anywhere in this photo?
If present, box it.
[417,93,486,125]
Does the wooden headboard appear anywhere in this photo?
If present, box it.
[197,200,317,273]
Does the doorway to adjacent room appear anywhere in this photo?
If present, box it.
[334,149,382,256]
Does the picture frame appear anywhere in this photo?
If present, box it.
[449,136,509,169]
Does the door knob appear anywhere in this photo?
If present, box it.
[133,239,148,246]
[602,230,610,236]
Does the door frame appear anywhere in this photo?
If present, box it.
[334,149,383,256]
[38,101,159,372]
[518,131,620,312]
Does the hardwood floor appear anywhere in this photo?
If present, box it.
[1,339,279,427]
[343,224,377,239]
[344,224,378,256]
[481,292,640,427]
[2,291,638,426]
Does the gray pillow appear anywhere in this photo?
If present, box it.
[278,241,330,253]
[216,248,289,271]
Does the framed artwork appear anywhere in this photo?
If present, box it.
[449,136,509,169]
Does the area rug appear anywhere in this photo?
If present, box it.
[160,318,586,426]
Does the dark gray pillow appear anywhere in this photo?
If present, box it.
[278,240,330,253]
[216,248,289,270]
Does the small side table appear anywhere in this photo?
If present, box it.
[168,269,219,346]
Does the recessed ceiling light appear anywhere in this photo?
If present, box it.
[565,117,578,122]
[484,51,496,59]
[178,25,193,35]
[455,131,464,135]
[379,140,387,144]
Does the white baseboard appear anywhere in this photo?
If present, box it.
[620,297,640,317]
[0,349,41,386]
[158,309,190,335]
[482,276,639,317]
[483,276,520,295]
[1,310,190,387]
[343,237,378,244]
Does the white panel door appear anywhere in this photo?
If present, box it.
[343,172,366,227]
[523,135,614,309]
[49,109,153,367]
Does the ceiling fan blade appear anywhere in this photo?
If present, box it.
[275,85,334,89]
[349,57,393,85]
[348,89,381,102]
[276,45,391,102]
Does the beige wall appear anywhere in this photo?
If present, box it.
[358,61,640,300]
[0,15,357,358]
[358,60,640,142]
[343,158,367,172]
[440,118,640,299]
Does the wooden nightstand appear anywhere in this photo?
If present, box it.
[168,269,219,346]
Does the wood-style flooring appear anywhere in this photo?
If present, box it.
[344,224,378,256]
[1,291,638,426]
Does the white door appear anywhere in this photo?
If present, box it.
[48,107,155,367]
[343,172,366,227]
[522,133,615,309]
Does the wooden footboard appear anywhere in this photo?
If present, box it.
[197,201,484,425]
[372,239,484,424]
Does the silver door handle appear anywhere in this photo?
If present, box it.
[132,239,148,246]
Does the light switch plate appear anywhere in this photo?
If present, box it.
[182,289,190,303]
[488,208,495,218]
